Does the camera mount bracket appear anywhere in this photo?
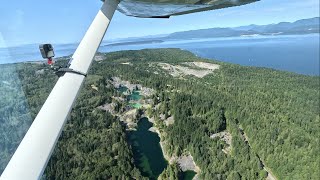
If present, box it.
[55,68,87,77]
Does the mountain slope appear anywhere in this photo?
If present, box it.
[166,17,319,39]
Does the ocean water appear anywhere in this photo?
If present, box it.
[0,34,319,75]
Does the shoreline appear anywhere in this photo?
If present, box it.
[146,116,201,178]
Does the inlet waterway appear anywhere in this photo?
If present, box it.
[127,117,168,179]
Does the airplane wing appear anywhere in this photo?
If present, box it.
[115,0,260,18]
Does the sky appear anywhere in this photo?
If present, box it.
[0,0,319,47]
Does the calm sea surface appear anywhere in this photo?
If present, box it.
[1,34,319,75]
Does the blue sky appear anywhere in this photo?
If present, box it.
[0,0,319,47]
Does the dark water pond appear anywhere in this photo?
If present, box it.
[128,117,168,179]
[117,86,128,93]
[182,170,196,180]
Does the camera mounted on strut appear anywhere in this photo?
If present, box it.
[39,44,55,65]
[38,43,86,77]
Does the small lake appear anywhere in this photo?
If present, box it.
[183,170,196,180]
[129,102,142,109]
[116,86,142,102]
[128,91,141,101]
[117,86,128,94]
[128,117,168,179]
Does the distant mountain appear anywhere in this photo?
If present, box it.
[100,17,319,47]
[103,34,168,44]
[166,28,245,39]
[103,40,164,47]
[245,17,320,34]
[166,17,319,39]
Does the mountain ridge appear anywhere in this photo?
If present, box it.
[102,17,319,44]
[166,17,319,39]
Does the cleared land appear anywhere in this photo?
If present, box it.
[210,131,232,154]
[158,61,220,78]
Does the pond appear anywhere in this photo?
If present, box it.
[182,170,196,180]
[117,86,128,94]
[129,103,142,109]
[127,90,141,101]
[127,117,168,179]
[116,86,142,102]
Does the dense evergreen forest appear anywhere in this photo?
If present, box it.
[0,49,319,179]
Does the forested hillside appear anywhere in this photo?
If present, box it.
[0,49,318,179]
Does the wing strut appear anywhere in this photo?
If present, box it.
[1,0,119,179]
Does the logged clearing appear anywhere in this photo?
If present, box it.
[91,84,98,91]
[165,116,174,126]
[158,62,219,78]
[177,154,201,172]
[210,131,232,154]
[184,62,220,70]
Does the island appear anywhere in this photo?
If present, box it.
[0,48,318,180]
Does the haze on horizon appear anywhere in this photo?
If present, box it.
[0,0,319,47]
